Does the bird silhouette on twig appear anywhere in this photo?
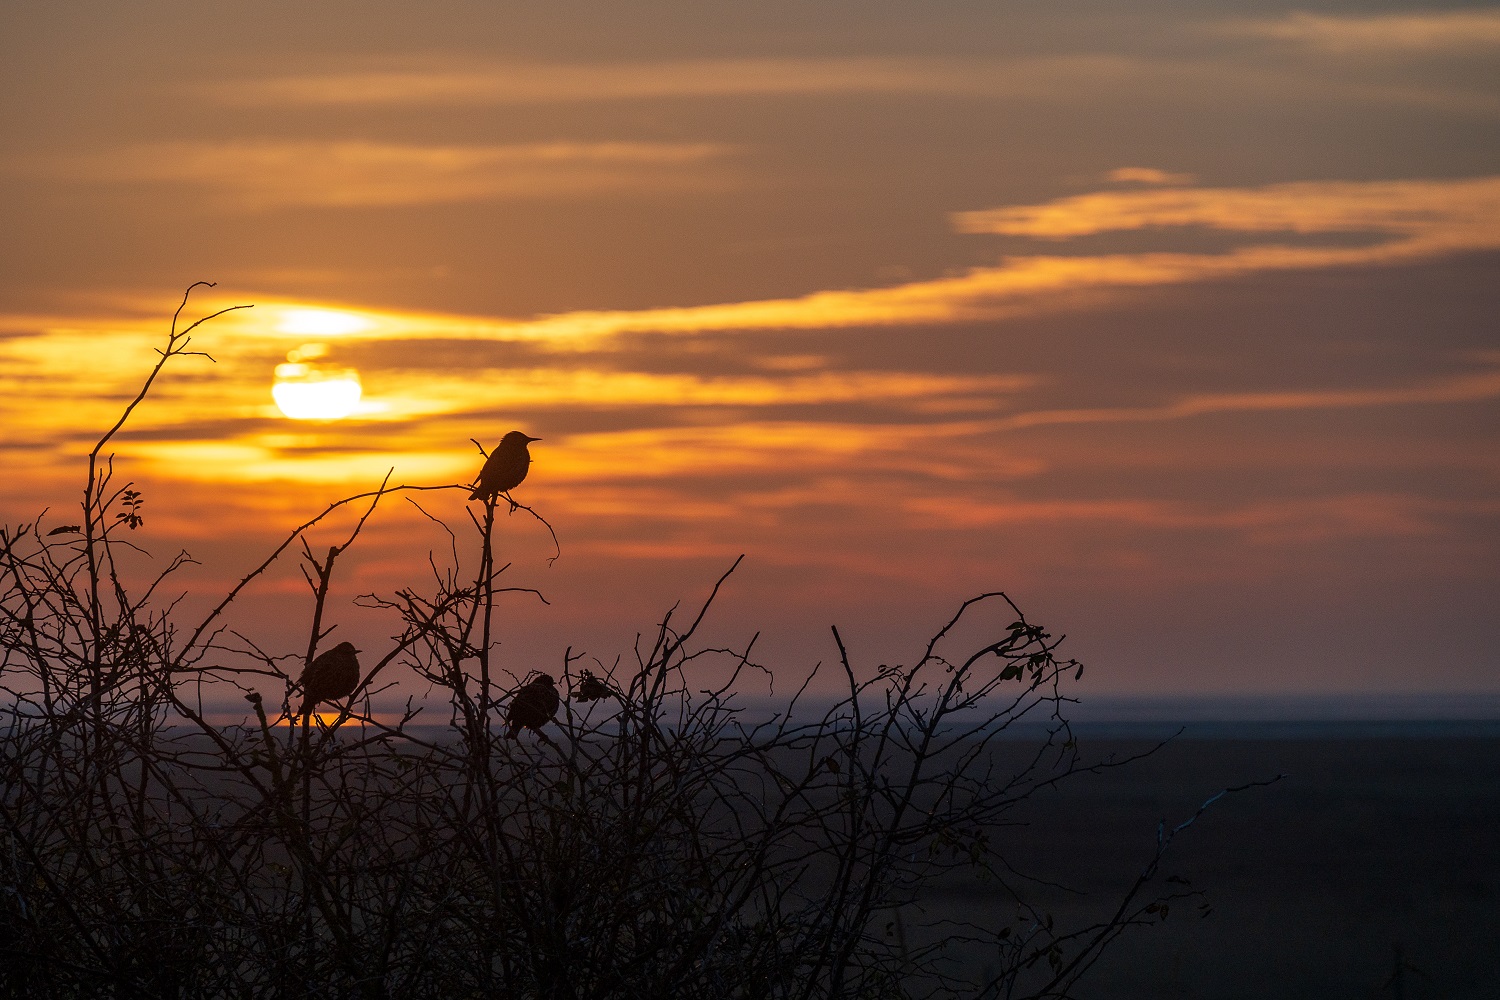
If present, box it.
[505,673,559,738]
[298,641,361,719]
[571,670,614,703]
[470,431,540,502]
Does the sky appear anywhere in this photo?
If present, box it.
[1,1,1497,710]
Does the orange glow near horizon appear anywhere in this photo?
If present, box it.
[3,5,1497,699]
[277,308,374,337]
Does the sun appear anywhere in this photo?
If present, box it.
[273,376,362,420]
[273,351,363,420]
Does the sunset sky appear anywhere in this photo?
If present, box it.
[2,1,1497,708]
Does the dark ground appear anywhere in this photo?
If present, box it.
[944,736,1500,999]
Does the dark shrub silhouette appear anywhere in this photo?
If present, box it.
[1,286,1230,998]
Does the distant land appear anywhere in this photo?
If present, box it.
[707,691,1500,741]
[1055,692,1500,739]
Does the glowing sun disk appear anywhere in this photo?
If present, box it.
[272,363,363,420]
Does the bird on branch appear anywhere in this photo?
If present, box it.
[298,641,361,719]
[470,431,540,502]
[506,673,559,738]
[571,670,614,703]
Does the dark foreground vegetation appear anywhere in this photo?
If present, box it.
[2,287,1232,998]
[1012,736,1500,1000]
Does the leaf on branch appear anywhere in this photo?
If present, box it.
[46,525,81,536]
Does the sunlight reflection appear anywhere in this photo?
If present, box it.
[276,308,374,336]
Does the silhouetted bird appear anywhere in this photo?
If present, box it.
[470,431,540,501]
[298,641,361,718]
[506,673,559,738]
[571,670,613,703]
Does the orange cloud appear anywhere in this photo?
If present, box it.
[206,56,1147,107]
[36,140,735,208]
[6,174,1497,495]
[194,48,1500,123]
[952,176,1500,245]
[15,176,1500,353]
[1106,167,1197,185]
[360,368,1033,421]
[105,415,1034,492]
[543,420,1020,483]
[324,175,1499,343]
[900,493,1496,542]
[988,369,1500,433]
[1226,11,1500,54]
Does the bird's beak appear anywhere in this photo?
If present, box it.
[525,435,542,442]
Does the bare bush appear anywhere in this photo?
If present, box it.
[2,286,1232,999]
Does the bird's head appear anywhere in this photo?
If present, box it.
[332,641,360,656]
[501,430,541,448]
[532,672,556,686]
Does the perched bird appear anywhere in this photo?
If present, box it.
[505,673,559,738]
[571,670,613,703]
[470,431,540,501]
[298,641,361,718]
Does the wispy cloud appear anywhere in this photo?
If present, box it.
[986,368,1500,433]
[8,174,1498,495]
[952,176,1500,245]
[366,368,1032,418]
[308,175,1500,342]
[1106,167,1197,185]
[31,175,1497,351]
[116,417,1016,488]
[206,56,1138,107]
[200,48,1500,119]
[1226,10,1500,54]
[32,140,734,208]
[900,493,1495,542]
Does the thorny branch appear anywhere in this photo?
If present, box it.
[0,286,1269,999]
